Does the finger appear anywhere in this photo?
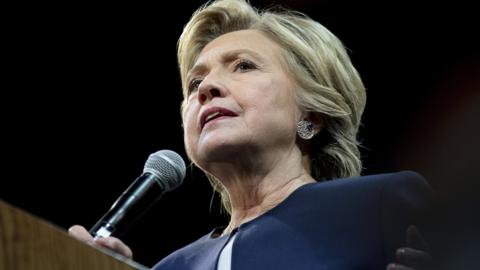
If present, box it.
[94,237,133,259]
[68,225,94,244]
[406,225,430,252]
[386,263,414,270]
[396,247,432,268]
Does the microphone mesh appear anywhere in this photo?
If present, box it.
[143,150,186,191]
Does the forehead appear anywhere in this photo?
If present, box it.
[196,29,285,65]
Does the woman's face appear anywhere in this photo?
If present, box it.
[182,29,302,168]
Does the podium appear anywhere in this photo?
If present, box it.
[0,200,149,270]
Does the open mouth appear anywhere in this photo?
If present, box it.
[205,111,222,123]
[201,107,238,129]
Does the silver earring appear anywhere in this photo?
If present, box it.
[297,120,315,140]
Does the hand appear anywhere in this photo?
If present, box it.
[68,225,133,259]
[387,225,432,270]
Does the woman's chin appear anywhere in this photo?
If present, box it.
[196,138,249,163]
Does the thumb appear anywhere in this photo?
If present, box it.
[68,225,94,244]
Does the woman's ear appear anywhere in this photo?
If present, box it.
[296,112,324,160]
[305,112,324,136]
[296,112,324,141]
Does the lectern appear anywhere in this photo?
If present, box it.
[0,200,149,270]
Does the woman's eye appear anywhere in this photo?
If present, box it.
[188,79,202,93]
[235,60,257,72]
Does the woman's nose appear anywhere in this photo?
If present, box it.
[197,78,224,104]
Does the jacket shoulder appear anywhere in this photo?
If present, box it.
[307,170,431,196]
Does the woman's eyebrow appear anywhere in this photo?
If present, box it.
[187,64,208,82]
[187,49,266,81]
[221,49,265,63]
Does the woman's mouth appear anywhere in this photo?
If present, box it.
[200,107,238,129]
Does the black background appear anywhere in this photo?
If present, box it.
[2,0,479,269]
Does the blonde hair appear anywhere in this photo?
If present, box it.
[178,0,366,212]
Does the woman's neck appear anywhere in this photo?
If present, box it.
[222,172,314,236]
[207,147,315,236]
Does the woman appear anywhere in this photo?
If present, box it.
[70,0,433,269]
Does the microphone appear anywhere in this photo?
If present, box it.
[89,150,186,239]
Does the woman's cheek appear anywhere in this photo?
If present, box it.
[183,118,198,159]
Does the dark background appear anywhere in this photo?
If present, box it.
[2,0,479,269]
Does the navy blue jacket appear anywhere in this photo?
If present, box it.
[153,171,432,270]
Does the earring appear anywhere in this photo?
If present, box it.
[297,120,315,140]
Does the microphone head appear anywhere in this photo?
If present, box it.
[143,150,186,191]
